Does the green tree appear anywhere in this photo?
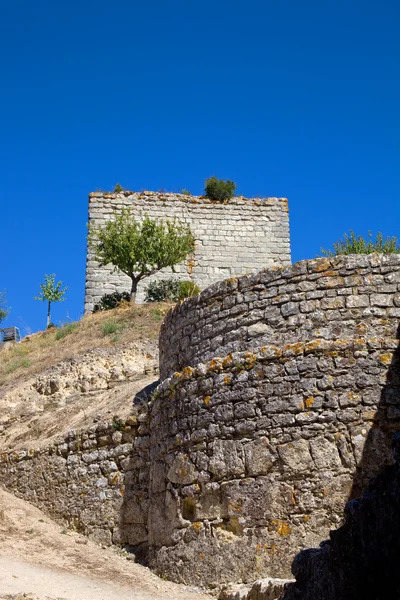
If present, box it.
[204,176,236,201]
[321,231,400,256]
[88,210,195,303]
[0,290,9,324]
[34,274,67,328]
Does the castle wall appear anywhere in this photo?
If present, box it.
[160,254,400,379]
[84,191,291,312]
[2,255,400,590]
[146,337,399,587]
[0,415,144,547]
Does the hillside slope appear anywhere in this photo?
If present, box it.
[0,303,169,450]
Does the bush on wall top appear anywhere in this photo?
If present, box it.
[321,231,400,256]
[204,176,236,202]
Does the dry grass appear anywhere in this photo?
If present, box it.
[0,302,172,389]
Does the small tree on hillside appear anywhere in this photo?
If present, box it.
[88,210,195,303]
[34,274,67,328]
[0,290,9,324]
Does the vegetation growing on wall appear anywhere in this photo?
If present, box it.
[204,176,237,201]
[321,231,400,256]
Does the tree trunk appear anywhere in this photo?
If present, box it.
[130,278,138,304]
[47,301,51,328]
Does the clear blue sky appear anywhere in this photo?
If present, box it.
[1,0,399,335]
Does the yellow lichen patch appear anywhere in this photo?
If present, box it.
[108,472,123,486]
[224,375,232,385]
[228,501,243,513]
[199,553,205,559]
[182,366,194,379]
[269,519,292,536]
[305,397,315,408]
[362,410,377,421]
[355,322,368,336]
[204,396,211,406]
[320,270,338,278]
[259,346,283,359]
[303,515,311,521]
[192,521,202,532]
[378,353,392,365]
[222,354,233,368]
[305,339,324,353]
[209,358,223,372]
[310,258,331,272]
[284,342,304,356]
[353,338,367,351]
[291,489,297,505]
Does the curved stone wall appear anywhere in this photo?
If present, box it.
[148,336,400,586]
[159,255,400,379]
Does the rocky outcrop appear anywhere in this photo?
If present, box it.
[220,578,292,600]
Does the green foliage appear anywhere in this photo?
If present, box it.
[204,176,236,202]
[114,183,124,193]
[144,278,201,302]
[178,280,201,300]
[321,231,400,256]
[88,210,194,302]
[0,290,9,324]
[93,292,131,313]
[112,416,124,430]
[34,274,67,304]
[34,274,67,329]
[102,319,126,337]
[6,357,31,374]
[181,189,192,196]
[55,322,79,340]
[144,278,180,302]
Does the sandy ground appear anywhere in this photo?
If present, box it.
[0,489,211,600]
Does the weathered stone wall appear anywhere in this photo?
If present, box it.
[145,337,399,587]
[160,254,400,379]
[2,255,400,591]
[0,415,142,546]
[84,191,291,312]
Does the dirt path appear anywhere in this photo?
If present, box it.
[0,489,210,600]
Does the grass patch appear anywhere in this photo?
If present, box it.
[102,319,126,337]
[55,322,79,340]
[6,358,32,374]
[0,302,172,388]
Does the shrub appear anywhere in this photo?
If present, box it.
[93,292,131,312]
[321,231,400,256]
[178,280,200,300]
[204,176,236,202]
[55,322,79,340]
[181,189,192,196]
[144,279,180,302]
[114,183,123,193]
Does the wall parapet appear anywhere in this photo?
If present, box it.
[160,254,400,379]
